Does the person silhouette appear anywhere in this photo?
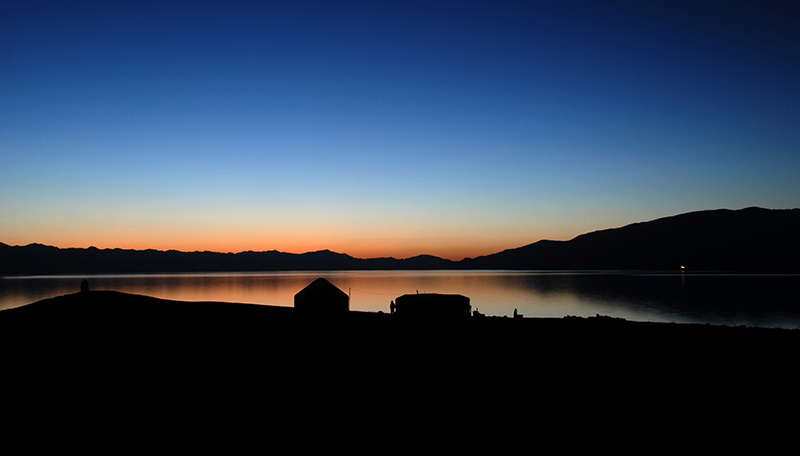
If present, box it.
[80,279,90,293]
[390,300,396,314]
[513,308,517,318]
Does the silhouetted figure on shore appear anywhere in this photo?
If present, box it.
[80,279,90,293]
[390,300,396,314]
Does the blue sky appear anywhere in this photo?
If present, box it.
[2,1,798,259]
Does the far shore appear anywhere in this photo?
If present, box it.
[2,289,800,452]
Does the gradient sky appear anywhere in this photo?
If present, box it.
[2,1,799,260]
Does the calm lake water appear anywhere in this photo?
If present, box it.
[2,270,799,328]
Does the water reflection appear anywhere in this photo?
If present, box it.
[2,271,799,328]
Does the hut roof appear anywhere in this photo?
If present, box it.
[294,278,350,314]
[295,278,348,300]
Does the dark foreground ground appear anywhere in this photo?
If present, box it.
[2,290,800,453]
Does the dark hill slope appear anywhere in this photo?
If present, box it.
[463,207,800,271]
[2,291,800,452]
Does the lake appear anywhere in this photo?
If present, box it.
[2,270,799,328]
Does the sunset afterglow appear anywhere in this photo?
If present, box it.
[2,1,798,260]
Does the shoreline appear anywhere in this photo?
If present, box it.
[2,290,800,452]
[3,271,799,329]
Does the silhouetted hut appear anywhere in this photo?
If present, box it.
[294,278,349,314]
[394,293,471,318]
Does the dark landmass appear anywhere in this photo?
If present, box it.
[464,206,800,271]
[0,243,457,275]
[2,207,799,275]
[2,290,800,453]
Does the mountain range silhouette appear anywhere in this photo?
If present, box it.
[2,207,798,275]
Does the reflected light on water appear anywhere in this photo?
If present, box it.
[2,271,799,328]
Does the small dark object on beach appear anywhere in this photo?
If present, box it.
[394,293,470,318]
[80,279,90,293]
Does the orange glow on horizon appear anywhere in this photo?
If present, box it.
[4,216,581,261]
[8,231,569,262]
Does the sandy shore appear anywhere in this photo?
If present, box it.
[2,290,799,453]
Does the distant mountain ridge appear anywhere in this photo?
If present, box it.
[0,244,457,275]
[2,207,798,274]
[462,207,800,271]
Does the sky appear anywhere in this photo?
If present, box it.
[2,0,799,260]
